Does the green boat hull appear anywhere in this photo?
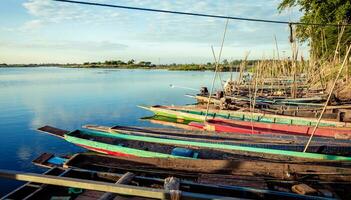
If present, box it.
[70,129,351,161]
[140,105,346,127]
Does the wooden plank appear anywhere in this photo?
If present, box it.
[31,153,55,168]
[0,169,243,200]
[291,184,317,195]
[0,169,164,199]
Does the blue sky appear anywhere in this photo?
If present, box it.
[0,0,305,64]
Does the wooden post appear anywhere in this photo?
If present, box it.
[164,177,181,200]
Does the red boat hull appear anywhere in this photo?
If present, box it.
[189,119,351,139]
[78,144,136,157]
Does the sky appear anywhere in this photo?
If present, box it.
[0,0,306,64]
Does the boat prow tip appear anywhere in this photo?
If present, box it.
[37,125,69,138]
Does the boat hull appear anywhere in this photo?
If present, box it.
[189,119,351,139]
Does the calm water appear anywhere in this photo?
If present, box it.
[0,67,234,195]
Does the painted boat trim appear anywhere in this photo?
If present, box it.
[72,129,351,161]
[139,105,350,127]
[64,133,184,159]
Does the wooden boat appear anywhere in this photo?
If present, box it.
[100,123,351,146]
[192,95,351,120]
[37,126,351,161]
[3,164,341,200]
[188,118,351,139]
[33,152,351,182]
[83,124,351,156]
[193,94,328,107]
[139,105,351,127]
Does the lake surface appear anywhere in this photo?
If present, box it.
[0,67,235,195]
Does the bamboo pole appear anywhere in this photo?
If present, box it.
[274,35,280,60]
[333,25,346,63]
[205,19,229,120]
[303,44,351,152]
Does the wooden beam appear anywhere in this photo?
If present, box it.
[0,169,243,200]
[0,169,164,199]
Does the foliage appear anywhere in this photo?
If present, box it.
[278,0,351,59]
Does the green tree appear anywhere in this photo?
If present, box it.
[127,59,135,65]
[278,0,351,59]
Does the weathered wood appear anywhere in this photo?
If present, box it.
[4,166,343,200]
[37,126,69,138]
[0,169,165,199]
[291,184,317,195]
[75,190,106,200]
[31,153,54,168]
[60,153,351,182]
[0,169,248,200]
[98,172,135,200]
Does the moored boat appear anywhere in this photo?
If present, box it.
[189,118,351,139]
[139,105,351,128]
[37,126,351,161]
[83,124,351,155]
[4,156,341,200]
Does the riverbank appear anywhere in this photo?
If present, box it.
[0,60,255,71]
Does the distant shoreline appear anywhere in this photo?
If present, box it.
[0,63,248,72]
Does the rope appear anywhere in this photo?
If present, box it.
[303,44,351,152]
[53,0,351,27]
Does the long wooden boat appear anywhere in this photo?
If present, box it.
[188,118,351,139]
[37,126,351,161]
[192,95,351,120]
[83,124,351,155]
[193,94,327,107]
[139,105,351,128]
[33,152,351,183]
[4,164,340,200]
[97,123,351,146]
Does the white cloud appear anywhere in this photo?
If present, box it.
[1,0,307,63]
[1,40,127,51]
[21,19,44,30]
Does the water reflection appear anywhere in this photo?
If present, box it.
[0,67,236,195]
